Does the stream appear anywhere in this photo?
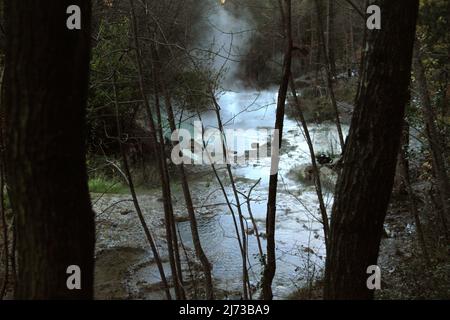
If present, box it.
[177,90,346,298]
[94,89,349,299]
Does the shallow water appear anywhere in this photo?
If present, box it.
[174,90,348,298]
[94,89,349,299]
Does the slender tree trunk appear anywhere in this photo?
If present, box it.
[261,0,292,300]
[413,41,450,240]
[314,0,345,150]
[326,0,337,77]
[112,73,172,300]
[348,8,356,67]
[324,0,419,300]
[4,0,95,299]
[169,103,215,299]
[153,78,186,299]
[196,111,251,299]
[128,0,184,299]
[151,45,215,299]
[398,122,430,264]
[210,96,251,300]
[309,10,314,71]
[238,179,265,263]
[289,76,329,250]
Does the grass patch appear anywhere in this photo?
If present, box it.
[88,176,128,194]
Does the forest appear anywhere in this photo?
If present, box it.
[0,0,449,301]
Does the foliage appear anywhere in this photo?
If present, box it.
[88,16,139,155]
[172,69,212,112]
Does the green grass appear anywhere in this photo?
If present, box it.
[88,177,128,194]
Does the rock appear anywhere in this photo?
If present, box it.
[303,165,314,182]
[317,153,333,165]
[302,247,315,254]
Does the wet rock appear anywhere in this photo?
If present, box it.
[302,246,315,254]
[316,153,333,165]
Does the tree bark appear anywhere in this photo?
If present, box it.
[261,0,292,300]
[4,0,95,299]
[324,0,419,300]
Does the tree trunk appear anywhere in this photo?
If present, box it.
[261,0,292,300]
[326,0,337,77]
[314,0,345,150]
[152,44,215,299]
[324,0,419,300]
[289,76,330,250]
[112,72,172,300]
[128,0,185,299]
[4,0,95,299]
[165,92,215,299]
[413,41,450,240]
[398,122,430,264]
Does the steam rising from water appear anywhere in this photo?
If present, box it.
[194,0,254,89]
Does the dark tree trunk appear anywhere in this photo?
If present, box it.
[398,122,430,264]
[261,0,292,300]
[289,76,329,249]
[413,41,450,240]
[324,0,419,300]
[4,0,95,299]
[112,73,172,300]
[326,0,336,77]
[128,0,185,299]
[314,0,345,149]
[152,45,214,299]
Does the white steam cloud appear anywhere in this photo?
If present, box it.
[194,0,254,89]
